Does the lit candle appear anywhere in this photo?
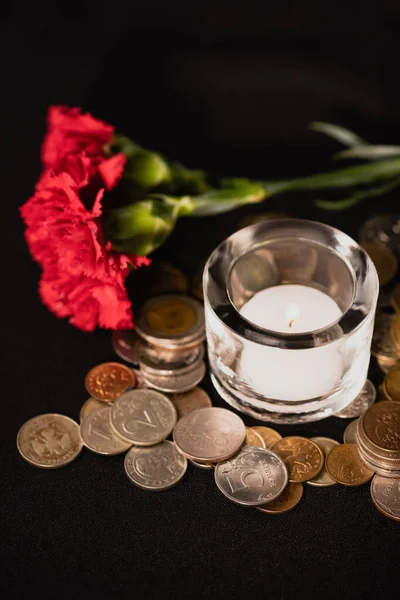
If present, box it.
[239,284,343,401]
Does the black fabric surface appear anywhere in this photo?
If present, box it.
[2,3,400,598]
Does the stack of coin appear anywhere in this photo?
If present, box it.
[356,401,400,478]
[135,294,206,392]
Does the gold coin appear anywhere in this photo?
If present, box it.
[362,400,400,452]
[244,427,266,448]
[271,436,324,483]
[170,387,212,419]
[307,437,339,487]
[252,426,282,449]
[239,211,291,229]
[360,242,398,286]
[377,355,399,374]
[85,362,136,401]
[256,482,303,514]
[390,315,400,352]
[79,397,107,422]
[325,444,374,486]
[146,297,197,336]
[390,283,400,313]
[17,414,83,468]
[384,365,400,401]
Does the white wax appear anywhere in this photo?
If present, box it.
[239,285,343,401]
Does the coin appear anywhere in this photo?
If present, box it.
[189,459,214,470]
[170,387,212,419]
[271,436,324,483]
[111,389,177,445]
[112,329,141,365]
[79,397,107,422]
[362,400,400,452]
[142,360,206,394]
[244,427,266,448]
[306,437,339,487]
[238,211,291,229]
[257,482,303,514]
[192,261,206,301]
[384,365,400,401]
[343,419,359,445]
[214,446,288,506]
[124,440,187,490]
[391,283,400,313]
[377,355,399,374]
[85,362,136,401]
[80,407,132,455]
[251,426,282,449]
[325,444,374,486]
[335,379,376,418]
[391,315,400,351]
[360,242,398,286]
[371,313,399,360]
[139,343,204,376]
[370,475,400,521]
[17,414,82,468]
[359,214,400,259]
[173,407,245,462]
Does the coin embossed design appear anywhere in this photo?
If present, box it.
[111,389,177,445]
[124,441,187,490]
[362,401,400,451]
[80,407,132,455]
[173,407,245,462]
[146,297,197,335]
[170,387,212,419]
[325,444,374,486]
[85,362,136,401]
[257,482,303,514]
[360,241,398,286]
[271,436,324,482]
[80,397,107,422]
[252,426,282,449]
[343,420,359,445]
[17,414,83,468]
[370,475,400,521]
[244,427,265,448]
[307,437,339,487]
[384,366,400,401]
[335,380,376,419]
[214,446,288,506]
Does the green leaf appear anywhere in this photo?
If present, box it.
[315,176,400,210]
[309,121,367,147]
[335,145,400,160]
[104,196,180,255]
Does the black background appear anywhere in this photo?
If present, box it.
[2,2,400,598]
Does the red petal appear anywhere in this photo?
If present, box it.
[98,153,127,191]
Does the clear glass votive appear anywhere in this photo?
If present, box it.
[204,219,379,424]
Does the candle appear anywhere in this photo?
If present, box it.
[239,285,343,401]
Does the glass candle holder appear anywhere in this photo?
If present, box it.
[204,219,379,424]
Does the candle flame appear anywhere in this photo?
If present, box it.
[286,303,299,329]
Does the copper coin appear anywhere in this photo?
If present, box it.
[360,242,398,286]
[370,475,400,522]
[17,414,82,468]
[325,444,374,486]
[307,437,339,487]
[170,387,212,419]
[85,362,136,402]
[173,407,245,463]
[343,419,359,445]
[362,400,400,452]
[257,482,303,514]
[271,436,324,483]
[335,379,376,419]
[252,426,282,449]
[384,365,400,401]
[79,397,107,422]
[244,427,266,448]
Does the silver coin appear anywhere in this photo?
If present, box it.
[173,407,246,462]
[141,360,206,394]
[343,419,359,445]
[335,379,376,419]
[80,407,132,455]
[131,368,146,389]
[79,397,107,422]
[370,475,400,521]
[112,330,141,365]
[307,437,339,487]
[139,343,204,376]
[214,446,288,506]
[111,389,177,445]
[124,440,187,490]
[189,459,214,470]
